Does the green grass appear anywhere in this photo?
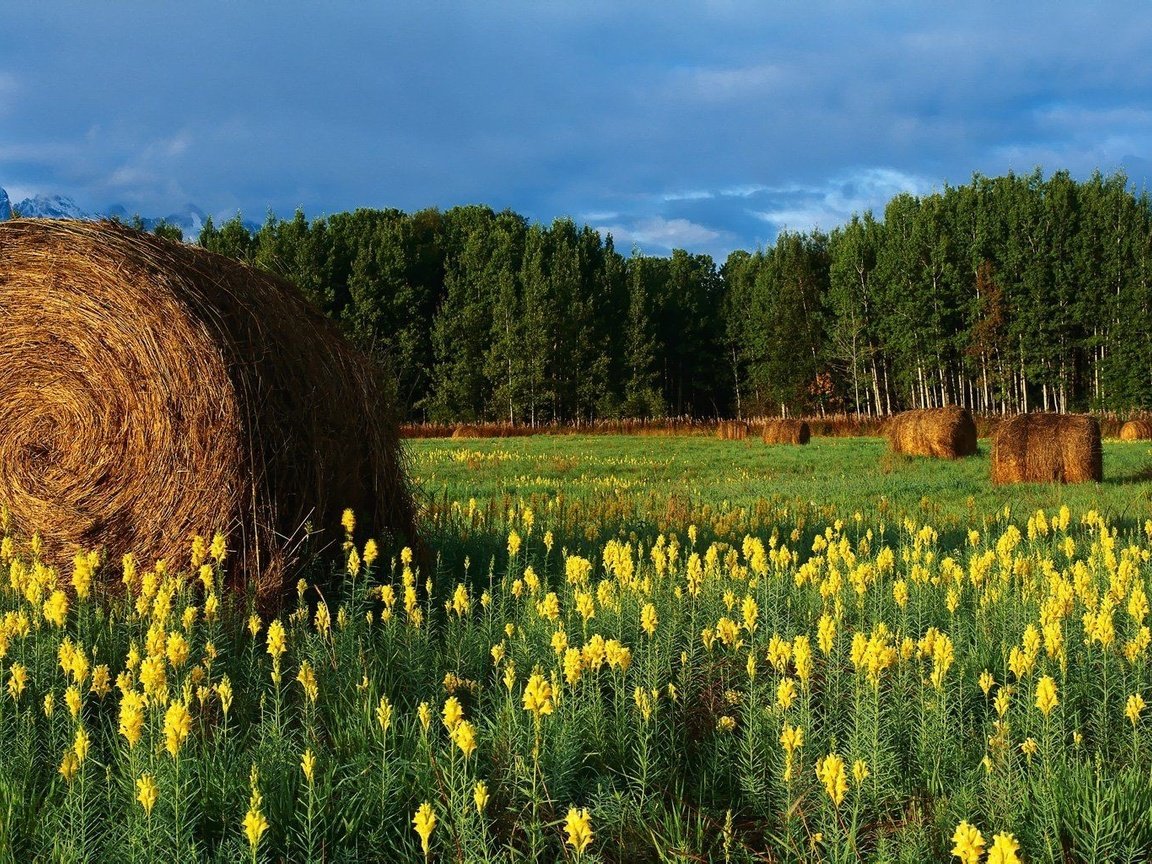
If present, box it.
[410,435,1152,541]
[3,435,1152,862]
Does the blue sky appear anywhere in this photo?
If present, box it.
[3,2,1152,258]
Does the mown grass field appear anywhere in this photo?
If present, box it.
[3,435,1152,863]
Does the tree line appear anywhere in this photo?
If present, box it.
[192,168,1152,422]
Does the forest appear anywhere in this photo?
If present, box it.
[189,169,1152,422]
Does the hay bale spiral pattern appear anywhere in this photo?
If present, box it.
[0,219,416,601]
[1120,419,1152,441]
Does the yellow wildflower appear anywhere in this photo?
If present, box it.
[442,696,464,732]
[1126,693,1145,726]
[523,671,554,720]
[986,832,1021,864]
[1035,675,1058,717]
[951,821,985,864]
[136,773,159,816]
[473,781,489,813]
[641,603,658,637]
[164,700,192,758]
[413,801,437,856]
[564,807,594,854]
[815,753,848,807]
[452,719,478,759]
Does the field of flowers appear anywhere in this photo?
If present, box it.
[2,435,1152,862]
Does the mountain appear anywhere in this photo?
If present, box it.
[10,193,90,220]
[0,186,235,240]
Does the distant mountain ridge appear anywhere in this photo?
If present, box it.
[0,186,245,239]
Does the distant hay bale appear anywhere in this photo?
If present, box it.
[990,413,1102,484]
[716,421,749,441]
[1120,419,1152,441]
[0,219,418,603]
[762,419,811,445]
[886,406,977,458]
[451,424,483,439]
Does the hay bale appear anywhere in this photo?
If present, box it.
[762,419,811,445]
[0,219,417,602]
[451,424,483,439]
[1120,419,1152,441]
[990,413,1102,484]
[716,420,749,441]
[886,406,977,459]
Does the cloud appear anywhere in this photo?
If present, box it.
[750,168,934,232]
[595,216,724,251]
[3,3,1152,257]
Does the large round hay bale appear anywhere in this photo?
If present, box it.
[762,419,810,445]
[0,219,417,602]
[1120,419,1152,441]
[451,424,483,439]
[717,420,748,441]
[990,413,1102,484]
[886,406,977,458]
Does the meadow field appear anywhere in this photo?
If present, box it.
[3,434,1152,862]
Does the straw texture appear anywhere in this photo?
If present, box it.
[990,413,1102,484]
[0,219,417,602]
[886,406,978,459]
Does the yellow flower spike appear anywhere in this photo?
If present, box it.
[119,691,146,748]
[136,773,159,816]
[43,590,69,628]
[776,677,797,711]
[413,801,437,857]
[209,532,227,562]
[341,508,356,536]
[815,753,848,807]
[266,619,287,661]
[442,696,464,732]
[301,749,316,785]
[473,781,489,813]
[243,788,270,851]
[7,663,27,701]
[59,749,79,783]
[217,677,234,717]
[951,820,985,864]
[641,603,658,637]
[164,699,192,758]
[65,685,82,719]
[73,725,90,764]
[978,670,995,697]
[1035,675,1058,717]
[852,758,869,784]
[1127,693,1146,726]
[376,695,393,734]
[296,661,319,704]
[452,720,478,759]
[417,701,432,733]
[247,615,262,638]
[986,832,1021,864]
[523,671,554,720]
[564,807,594,854]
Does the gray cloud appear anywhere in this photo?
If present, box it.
[2,2,1152,255]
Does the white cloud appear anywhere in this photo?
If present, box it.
[595,216,723,250]
[751,166,933,231]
